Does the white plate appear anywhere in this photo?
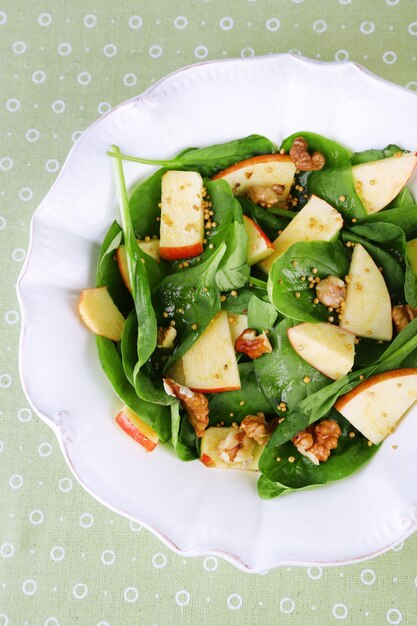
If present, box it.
[18,54,417,572]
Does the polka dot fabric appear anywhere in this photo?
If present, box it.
[1,1,417,623]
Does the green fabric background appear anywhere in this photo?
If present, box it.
[1,1,417,624]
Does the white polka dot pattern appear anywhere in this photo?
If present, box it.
[1,1,417,623]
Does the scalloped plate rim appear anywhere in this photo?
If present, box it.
[17,53,417,572]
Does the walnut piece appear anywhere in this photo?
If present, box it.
[316,275,346,308]
[241,412,277,445]
[289,136,326,172]
[218,429,254,466]
[292,419,341,465]
[163,378,208,438]
[235,328,273,359]
[247,184,285,208]
[392,304,417,333]
[157,325,177,349]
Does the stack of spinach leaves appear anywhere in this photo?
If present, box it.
[96,132,417,500]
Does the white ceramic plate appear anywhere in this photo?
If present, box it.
[18,55,417,572]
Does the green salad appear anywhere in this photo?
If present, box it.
[78,132,417,499]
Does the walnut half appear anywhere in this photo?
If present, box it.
[289,136,325,172]
[292,419,341,465]
[157,325,177,349]
[392,304,417,333]
[235,329,273,359]
[316,275,346,309]
[247,184,285,208]
[163,378,209,438]
[241,412,277,445]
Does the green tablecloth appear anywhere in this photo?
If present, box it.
[1,1,417,624]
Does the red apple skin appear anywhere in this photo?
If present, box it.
[115,410,158,452]
[200,453,215,467]
[335,368,417,412]
[244,215,274,248]
[211,153,293,180]
[159,242,204,261]
[189,385,241,394]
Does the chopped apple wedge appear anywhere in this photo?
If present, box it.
[243,215,274,265]
[116,239,160,292]
[258,195,343,273]
[287,322,356,380]
[159,170,205,260]
[115,405,159,452]
[352,151,417,214]
[212,154,295,202]
[406,238,417,277]
[335,369,417,444]
[78,286,125,341]
[167,310,241,392]
[340,243,392,341]
[200,427,263,470]
[227,312,248,344]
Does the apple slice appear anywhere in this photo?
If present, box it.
[117,239,160,292]
[227,312,248,344]
[339,243,392,341]
[243,215,274,265]
[335,368,417,444]
[258,195,344,273]
[288,322,355,380]
[167,310,241,392]
[352,152,417,214]
[78,286,125,341]
[406,238,417,277]
[115,405,159,451]
[200,427,263,470]
[212,154,295,202]
[159,170,205,260]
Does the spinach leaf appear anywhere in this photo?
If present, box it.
[170,403,198,461]
[108,134,277,176]
[259,411,379,491]
[112,147,160,367]
[257,474,288,499]
[239,196,294,241]
[267,241,350,323]
[120,309,137,385]
[96,221,132,317]
[342,224,405,304]
[96,336,171,442]
[247,295,278,332]
[153,243,226,371]
[208,362,272,425]
[253,318,330,416]
[351,144,403,165]
[345,221,417,306]
[358,204,417,240]
[388,186,415,210]
[215,196,250,292]
[221,286,269,314]
[280,132,367,220]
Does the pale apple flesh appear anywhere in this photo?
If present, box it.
[287,322,356,380]
[200,427,263,470]
[78,286,125,341]
[116,239,160,292]
[339,243,392,342]
[258,195,344,273]
[212,154,296,202]
[159,170,205,260]
[167,310,241,393]
[352,152,417,214]
[243,215,274,265]
[115,405,159,452]
[335,369,417,444]
[406,238,417,277]
[227,312,248,344]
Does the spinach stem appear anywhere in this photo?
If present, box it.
[107,150,172,168]
[249,276,268,289]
